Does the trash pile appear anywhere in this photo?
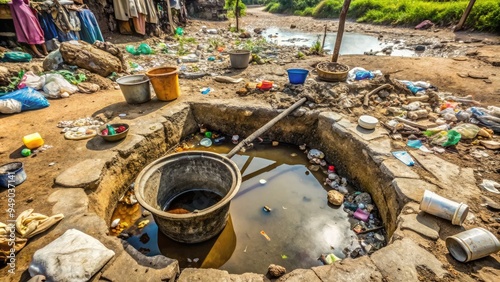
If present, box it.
[57,117,103,140]
[302,146,386,262]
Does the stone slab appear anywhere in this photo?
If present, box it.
[229,273,270,282]
[409,151,478,199]
[399,213,440,240]
[371,238,448,281]
[28,229,115,282]
[312,256,383,281]
[129,121,165,137]
[115,134,145,157]
[48,188,89,216]
[318,111,344,123]
[55,159,106,189]
[392,178,438,203]
[409,151,459,186]
[380,158,420,179]
[366,138,393,164]
[276,269,321,282]
[100,241,178,282]
[178,268,230,282]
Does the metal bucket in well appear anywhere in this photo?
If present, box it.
[135,151,242,243]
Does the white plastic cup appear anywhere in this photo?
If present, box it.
[446,227,500,262]
[420,190,469,226]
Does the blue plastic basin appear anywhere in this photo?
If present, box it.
[287,68,310,84]
[0,162,27,188]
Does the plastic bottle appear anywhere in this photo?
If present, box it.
[22,132,44,149]
[106,124,116,136]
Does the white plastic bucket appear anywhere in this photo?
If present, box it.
[420,190,469,226]
[446,227,500,262]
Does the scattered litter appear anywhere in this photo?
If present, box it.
[319,253,341,265]
[200,138,212,147]
[419,145,432,153]
[282,206,287,209]
[111,219,120,228]
[407,139,422,148]
[48,162,55,166]
[259,179,267,185]
[281,254,288,259]
[214,76,243,84]
[232,135,239,144]
[243,245,247,252]
[392,151,415,166]
[193,258,199,263]
[187,258,192,263]
[260,230,271,241]
[21,148,31,157]
[119,113,127,117]
[200,87,211,95]
[307,149,325,160]
[479,179,500,194]
[263,206,272,212]
[137,220,149,229]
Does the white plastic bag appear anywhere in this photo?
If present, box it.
[18,71,45,90]
[0,98,22,114]
[42,74,78,98]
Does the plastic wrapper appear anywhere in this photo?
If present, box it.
[18,71,45,90]
[0,87,49,112]
[430,130,461,147]
[42,74,79,98]
[1,51,32,62]
[452,124,480,139]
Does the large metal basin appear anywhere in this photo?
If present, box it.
[135,151,241,243]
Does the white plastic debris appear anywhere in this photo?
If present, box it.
[479,179,500,194]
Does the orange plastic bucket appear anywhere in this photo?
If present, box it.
[145,66,180,101]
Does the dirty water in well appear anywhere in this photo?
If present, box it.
[110,137,383,274]
[262,27,415,57]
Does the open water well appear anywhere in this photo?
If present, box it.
[135,151,242,243]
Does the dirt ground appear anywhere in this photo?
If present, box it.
[1,6,500,280]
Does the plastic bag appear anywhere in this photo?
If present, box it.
[137,43,152,55]
[1,51,32,62]
[452,124,480,139]
[0,87,49,111]
[430,130,461,147]
[355,70,374,80]
[470,107,500,134]
[126,43,153,55]
[18,71,45,90]
[347,67,380,82]
[0,98,22,114]
[42,74,79,98]
[175,27,184,36]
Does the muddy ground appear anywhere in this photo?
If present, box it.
[1,7,500,281]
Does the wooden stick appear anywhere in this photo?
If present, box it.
[227,98,307,158]
[321,25,327,52]
[395,117,434,130]
[236,0,240,31]
[406,95,429,102]
[166,0,175,34]
[456,0,476,31]
[331,0,351,62]
[363,84,392,106]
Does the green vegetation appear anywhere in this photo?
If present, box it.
[235,38,268,53]
[263,0,500,32]
[296,51,305,59]
[309,36,323,54]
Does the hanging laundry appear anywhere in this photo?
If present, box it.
[37,11,58,42]
[9,0,45,45]
[77,9,104,44]
[144,0,158,24]
[113,0,130,22]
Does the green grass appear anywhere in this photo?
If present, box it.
[264,0,500,32]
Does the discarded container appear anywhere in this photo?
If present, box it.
[146,66,180,101]
[228,50,251,69]
[200,138,212,147]
[358,115,378,130]
[353,208,370,221]
[134,151,242,243]
[392,151,415,166]
[286,68,309,84]
[446,227,500,262]
[420,190,469,226]
[116,74,151,104]
[98,123,129,142]
[0,162,27,188]
[23,132,44,149]
[232,135,239,144]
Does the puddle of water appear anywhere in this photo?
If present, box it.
[111,136,385,274]
[163,189,223,213]
[261,27,415,57]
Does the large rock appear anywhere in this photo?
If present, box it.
[59,40,122,77]
[327,190,344,205]
[55,158,106,190]
[28,229,115,282]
